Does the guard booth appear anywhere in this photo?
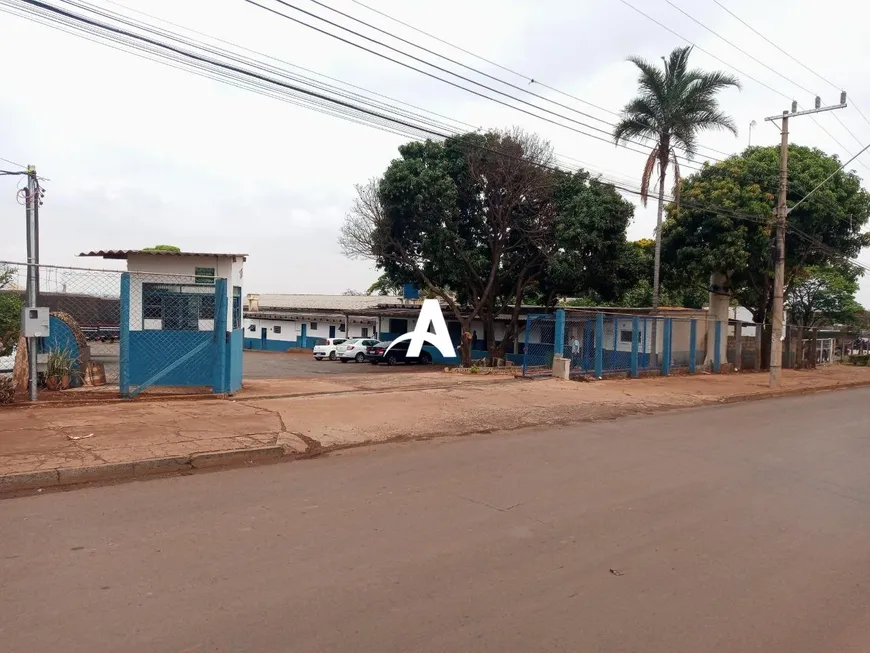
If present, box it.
[80,249,245,397]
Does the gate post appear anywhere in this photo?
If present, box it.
[119,272,130,398]
[554,309,565,359]
[594,313,604,378]
[630,316,639,378]
[213,278,228,393]
[662,318,672,376]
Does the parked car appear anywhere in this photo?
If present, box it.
[336,338,379,363]
[312,337,347,361]
[366,340,432,366]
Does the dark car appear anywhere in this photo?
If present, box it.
[366,340,432,365]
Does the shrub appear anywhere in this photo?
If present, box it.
[848,354,870,366]
[0,376,14,405]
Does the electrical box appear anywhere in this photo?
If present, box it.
[21,307,50,338]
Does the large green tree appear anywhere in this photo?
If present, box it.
[662,144,870,362]
[613,45,741,312]
[340,129,556,364]
[787,264,863,329]
[340,130,638,363]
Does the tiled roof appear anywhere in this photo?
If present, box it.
[254,294,403,311]
[79,250,247,259]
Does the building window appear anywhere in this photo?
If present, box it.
[143,291,162,320]
[200,295,215,320]
[195,267,215,285]
[273,325,282,334]
[142,283,202,331]
[361,327,368,337]
[232,286,242,330]
[620,329,635,343]
[310,322,318,331]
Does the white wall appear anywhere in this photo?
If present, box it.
[244,317,297,342]
[126,254,244,332]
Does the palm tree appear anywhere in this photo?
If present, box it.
[613,46,740,317]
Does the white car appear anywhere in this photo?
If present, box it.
[312,338,347,361]
[336,338,379,363]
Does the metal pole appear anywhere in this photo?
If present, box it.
[25,166,38,401]
[769,114,788,387]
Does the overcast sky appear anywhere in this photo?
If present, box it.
[1,0,868,306]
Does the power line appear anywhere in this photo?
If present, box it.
[97,0,479,134]
[246,0,707,168]
[710,0,870,147]
[624,0,870,177]
[616,0,793,101]
[710,0,840,95]
[347,0,735,161]
[663,0,816,98]
[0,156,26,169]
[307,0,731,165]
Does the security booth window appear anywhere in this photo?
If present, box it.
[142,283,214,331]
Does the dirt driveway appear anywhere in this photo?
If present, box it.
[243,351,439,378]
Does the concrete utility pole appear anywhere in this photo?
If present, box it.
[765,94,847,387]
[24,166,39,401]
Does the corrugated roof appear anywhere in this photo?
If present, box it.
[254,293,403,311]
[79,250,247,259]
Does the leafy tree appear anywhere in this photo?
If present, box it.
[340,129,556,365]
[787,264,863,328]
[366,273,400,296]
[662,144,870,363]
[341,130,641,363]
[142,244,181,252]
[0,265,22,357]
[613,45,741,312]
[539,172,636,307]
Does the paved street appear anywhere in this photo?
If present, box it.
[2,388,869,652]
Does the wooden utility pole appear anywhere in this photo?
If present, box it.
[765,94,847,387]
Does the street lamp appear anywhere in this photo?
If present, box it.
[749,120,757,147]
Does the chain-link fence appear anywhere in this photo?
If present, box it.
[520,309,834,379]
[124,270,227,396]
[521,314,556,377]
[1,261,122,385]
[1,261,231,398]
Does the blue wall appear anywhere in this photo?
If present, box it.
[226,329,243,393]
[41,316,85,388]
[128,331,213,386]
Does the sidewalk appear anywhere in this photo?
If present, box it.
[2,366,869,492]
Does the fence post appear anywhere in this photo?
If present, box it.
[213,278,228,393]
[594,313,604,378]
[630,316,639,378]
[734,321,743,372]
[522,316,531,376]
[119,272,130,398]
[754,327,763,371]
[689,319,697,374]
[554,309,565,360]
[713,321,722,373]
[662,318,672,376]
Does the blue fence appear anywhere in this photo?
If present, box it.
[522,309,724,379]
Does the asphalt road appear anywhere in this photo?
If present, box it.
[243,351,434,378]
[2,388,870,652]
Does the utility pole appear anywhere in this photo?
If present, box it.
[24,166,39,401]
[765,93,847,386]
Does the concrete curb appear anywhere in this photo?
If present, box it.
[2,378,869,496]
[0,446,292,495]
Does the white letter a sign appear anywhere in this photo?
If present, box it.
[384,299,455,358]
